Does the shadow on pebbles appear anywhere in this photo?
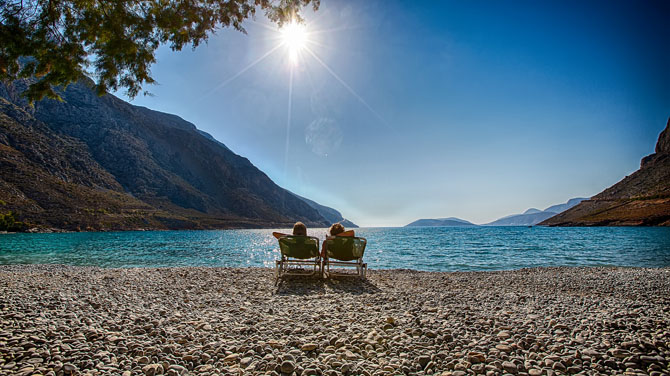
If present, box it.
[0,265,668,376]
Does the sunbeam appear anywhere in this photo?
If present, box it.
[281,66,295,212]
[247,19,283,32]
[304,46,389,127]
[197,43,284,101]
[283,66,295,189]
[308,25,365,35]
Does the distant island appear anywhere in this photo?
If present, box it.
[542,118,670,226]
[405,217,476,227]
[0,78,355,231]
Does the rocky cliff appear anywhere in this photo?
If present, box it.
[0,79,344,231]
[541,119,670,226]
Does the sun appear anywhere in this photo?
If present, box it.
[280,21,308,65]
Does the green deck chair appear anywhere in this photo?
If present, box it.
[323,236,367,278]
[275,235,321,283]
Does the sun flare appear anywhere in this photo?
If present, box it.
[280,21,308,65]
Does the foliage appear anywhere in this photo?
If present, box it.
[0,0,319,102]
[0,211,27,231]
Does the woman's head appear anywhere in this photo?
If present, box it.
[328,222,345,236]
[292,221,307,236]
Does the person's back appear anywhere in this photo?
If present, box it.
[273,221,307,239]
[322,223,351,257]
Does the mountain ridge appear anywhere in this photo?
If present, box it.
[288,192,358,228]
[484,198,588,226]
[0,78,352,231]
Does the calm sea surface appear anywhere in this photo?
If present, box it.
[1,227,669,271]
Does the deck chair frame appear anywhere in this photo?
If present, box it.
[275,235,321,283]
[323,236,367,278]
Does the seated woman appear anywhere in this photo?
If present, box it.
[273,221,307,239]
[321,223,354,257]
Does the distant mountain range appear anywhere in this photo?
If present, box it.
[405,217,476,227]
[405,198,587,227]
[542,118,670,226]
[0,78,355,231]
[289,193,358,228]
[484,198,588,226]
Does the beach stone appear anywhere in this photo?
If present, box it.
[167,365,186,375]
[582,349,602,359]
[611,349,630,359]
[468,352,486,364]
[496,344,513,352]
[301,343,318,351]
[497,331,511,340]
[62,363,77,373]
[418,355,431,369]
[240,356,253,368]
[223,353,239,363]
[567,365,582,374]
[280,360,295,374]
[502,361,518,374]
[552,361,566,372]
[142,364,163,376]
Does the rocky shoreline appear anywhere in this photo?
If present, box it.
[0,266,668,376]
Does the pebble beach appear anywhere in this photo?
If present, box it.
[0,266,668,376]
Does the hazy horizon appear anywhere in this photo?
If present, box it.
[117,0,669,227]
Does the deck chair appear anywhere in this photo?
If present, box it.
[323,236,367,278]
[275,235,321,283]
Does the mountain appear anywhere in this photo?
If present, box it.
[0,78,351,231]
[289,192,358,228]
[541,119,670,226]
[544,198,589,213]
[405,217,476,227]
[485,198,587,226]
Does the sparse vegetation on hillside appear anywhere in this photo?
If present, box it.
[0,211,27,232]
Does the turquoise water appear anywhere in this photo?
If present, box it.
[1,227,669,271]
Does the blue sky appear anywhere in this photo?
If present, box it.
[118,0,670,226]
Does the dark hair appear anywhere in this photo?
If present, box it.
[292,222,307,236]
[328,223,345,236]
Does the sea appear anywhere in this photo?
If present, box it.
[1,227,669,271]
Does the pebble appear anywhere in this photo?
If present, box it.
[0,265,668,376]
[280,360,295,373]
